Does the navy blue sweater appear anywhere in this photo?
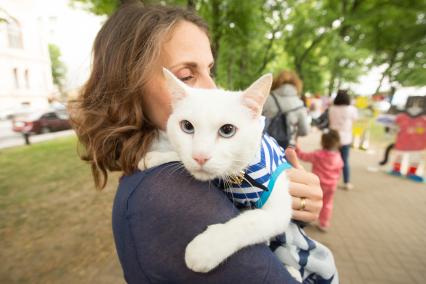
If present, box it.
[112,162,298,283]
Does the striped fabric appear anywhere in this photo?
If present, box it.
[217,131,339,284]
[222,133,288,208]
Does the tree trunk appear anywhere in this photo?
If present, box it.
[328,61,339,96]
[336,78,342,91]
[375,50,397,95]
[187,0,196,10]
[328,75,336,97]
[210,0,222,76]
[257,31,277,74]
[375,71,387,95]
[227,51,235,88]
[388,86,396,104]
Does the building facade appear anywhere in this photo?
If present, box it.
[0,0,54,111]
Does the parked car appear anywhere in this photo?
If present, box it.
[12,110,71,134]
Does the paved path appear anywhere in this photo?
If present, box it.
[299,131,426,284]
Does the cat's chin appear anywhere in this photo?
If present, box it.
[190,169,217,181]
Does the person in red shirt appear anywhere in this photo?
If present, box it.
[391,97,426,182]
[296,130,344,231]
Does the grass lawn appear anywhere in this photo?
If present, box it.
[0,136,123,283]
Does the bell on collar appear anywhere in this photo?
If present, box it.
[229,170,245,185]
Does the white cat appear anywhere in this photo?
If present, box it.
[139,69,296,278]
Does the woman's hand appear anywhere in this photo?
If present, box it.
[285,147,323,222]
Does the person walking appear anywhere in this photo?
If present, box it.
[296,130,344,231]
[328,90,358,190]
[263,70,310,148]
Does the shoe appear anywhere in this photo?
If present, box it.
[339,183,353,190]
[407,174,425,183]
[389,170,402,177]
[315,224,329,232]
[344,183,354,190]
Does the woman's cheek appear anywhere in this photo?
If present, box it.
[143,80,172,129]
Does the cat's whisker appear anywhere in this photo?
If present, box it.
[157,162,181,176]
[235,180,256,209]
[165,162,186,177]
[220,175,233,203]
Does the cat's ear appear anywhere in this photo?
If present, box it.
[242,73,273,117]
[162,68,187,105]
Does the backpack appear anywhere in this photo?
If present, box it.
[312,108,329,130]
[266,94,303,149]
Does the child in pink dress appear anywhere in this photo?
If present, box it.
[296,130,344,231]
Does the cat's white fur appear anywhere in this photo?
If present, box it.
[138,69,295,278]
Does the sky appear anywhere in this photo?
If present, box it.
[33,0,424,104]
[33,0,105,92]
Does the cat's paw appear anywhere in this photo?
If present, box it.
[139,152,162,170]
[185,224,234,273]
[137,158,147,171]
[286,265,302,282]
[143,153,157,169]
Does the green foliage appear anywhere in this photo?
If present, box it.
[48,44,67,92]
[72,0,426,95]
[198,0,279,89]
[340,0,426,89]
[70,0,119,15]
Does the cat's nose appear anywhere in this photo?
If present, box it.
[193,155,210,166]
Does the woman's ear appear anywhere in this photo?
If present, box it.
[242,73,273,117]
[162,68,187,106]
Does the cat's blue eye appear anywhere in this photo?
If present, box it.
[180,120,194,134]
[218,124,236,138]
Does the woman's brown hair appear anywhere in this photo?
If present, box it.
[70,1,208,189]
[271,70,303,95]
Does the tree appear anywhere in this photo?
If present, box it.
[71,0,426,95]
[69,0,118,15]
[48,44,67,93]
[340,0,426,92]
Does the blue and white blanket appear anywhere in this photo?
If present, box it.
[217,133,338,284]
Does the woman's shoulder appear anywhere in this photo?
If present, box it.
[117,162,188,197]
[331,104,354,110]
[329,105,352,115]
[114,163,177,208]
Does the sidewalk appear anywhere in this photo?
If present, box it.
[299,131,426,284]
[0,129,75,149]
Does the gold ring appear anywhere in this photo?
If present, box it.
[300,197,306,211]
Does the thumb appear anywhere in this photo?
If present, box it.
[285,147,304,170]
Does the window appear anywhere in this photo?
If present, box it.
[0,18,6,48]
[13,68,19,88]
[24,69,30,88]
[7,19,22,49]
[42,113,58,120]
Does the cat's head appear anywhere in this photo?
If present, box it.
[164,68,272,181]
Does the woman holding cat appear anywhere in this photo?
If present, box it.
[72,2,322,283]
